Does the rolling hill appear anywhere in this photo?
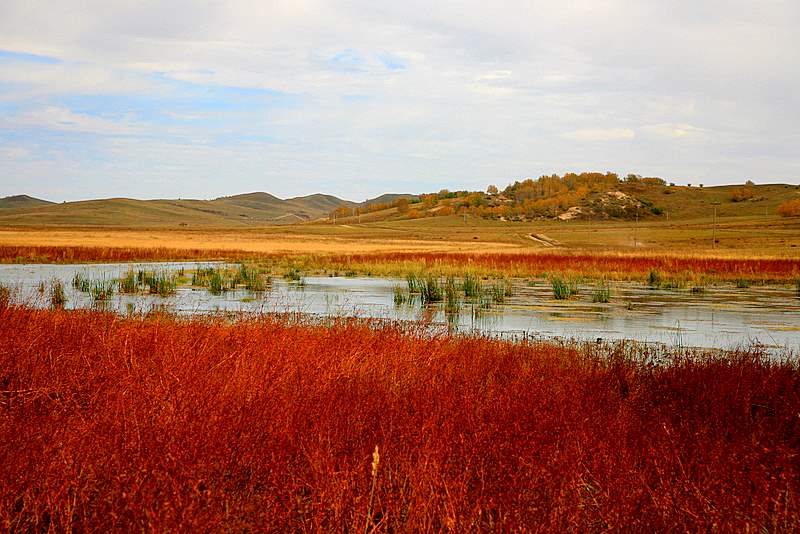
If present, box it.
[0,195,54,210]
[0,192,357,227]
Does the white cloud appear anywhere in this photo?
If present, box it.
[0,0,798,201]
[563,128,636,141]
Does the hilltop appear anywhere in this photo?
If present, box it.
[0,195,54,210]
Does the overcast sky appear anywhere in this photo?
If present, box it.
[1,1,798,202]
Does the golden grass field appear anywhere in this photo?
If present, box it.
[2,212,799,257]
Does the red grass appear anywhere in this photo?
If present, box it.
[329,251,800,281]
[1,305,799,531]
[3,245,799,282]
[0,245,257,264]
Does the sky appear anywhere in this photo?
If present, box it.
[0,1,798,202]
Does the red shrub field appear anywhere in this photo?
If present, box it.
[1,304,799,531]
[0,245,256,264]
[327,251,800,282]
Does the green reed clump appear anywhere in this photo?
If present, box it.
[551,276,577,300]
[592,282,611,303]
[462,273,482,298]
[191,267,217,287]
[690,285,706,294]
[392,285,407,305]
[49,279,67,308]
[284,267,303,282]
[148,272,177,297]
[72,272,91,293]
[420,275,443,304]
[735,279,750,289]
[647,268,662,287]
[445,276,461,313]
[406,273,422,294]
[209,271,229,295]
[237,264,269,292]
[89,279,115,302]
[118,268,139,294]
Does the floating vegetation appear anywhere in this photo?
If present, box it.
[551,276,578,300]
[49,279,67,308]
[592,282,611,303]
[690,285,706,294]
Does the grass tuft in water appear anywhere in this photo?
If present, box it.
[392,285,407,305]
[462,273,482,298]
[551,276,578,300]
[592,282,611,303]
[49,279,67,308]
[445,276,461,313]
[420,275,443,304]
[119,268,139,294]
[647,268,662,287]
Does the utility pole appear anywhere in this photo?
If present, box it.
[712,205,717,248]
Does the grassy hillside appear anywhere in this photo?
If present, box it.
[0,195,53,210]
[0,192,356,227]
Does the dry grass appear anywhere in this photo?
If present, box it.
[1,305,799,531]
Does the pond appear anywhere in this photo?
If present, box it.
[1,262,798,352]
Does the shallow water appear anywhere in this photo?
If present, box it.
[1,262,798,352]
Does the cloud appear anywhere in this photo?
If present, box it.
[0,0,798,201]
[563,128,636,141]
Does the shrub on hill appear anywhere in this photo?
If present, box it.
[777,199,800,217]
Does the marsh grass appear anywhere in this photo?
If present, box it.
[72,272,91,292]
[592,282,611,303]
[89,278,115,302]
[284,267,303,282]
[690,284,706,294]
[392,285,407,305]
[119,268,138,294]
[49,279,67,308]
[237,264,270,292]
[406,273,422,294]
[551,276,578,300]
[420,275,443,304]
[647,268,662,287]
[462,273,482,298]
[735,279,750,288]
[444,276,461,313]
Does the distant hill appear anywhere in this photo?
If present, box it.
[0,192,356,227]
[0,195,54,210]
[364,193,417,205]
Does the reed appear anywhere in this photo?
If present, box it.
[420,275,443,304]
[444,276,461,313]
[118,268,138,294]
[392,285,407,305]
[49,279,67,308]
[462,272,482,298]
[592,282,611,303]
[551,276,577,300]
[1,306,798,531]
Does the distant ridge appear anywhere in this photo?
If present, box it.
[0,192,356,227]
[0,195,54,210]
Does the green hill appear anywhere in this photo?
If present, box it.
[0,195,54,210]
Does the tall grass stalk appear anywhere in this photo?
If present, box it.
[592,282,611,303]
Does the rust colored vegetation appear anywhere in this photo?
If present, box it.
[1,305,799,531]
